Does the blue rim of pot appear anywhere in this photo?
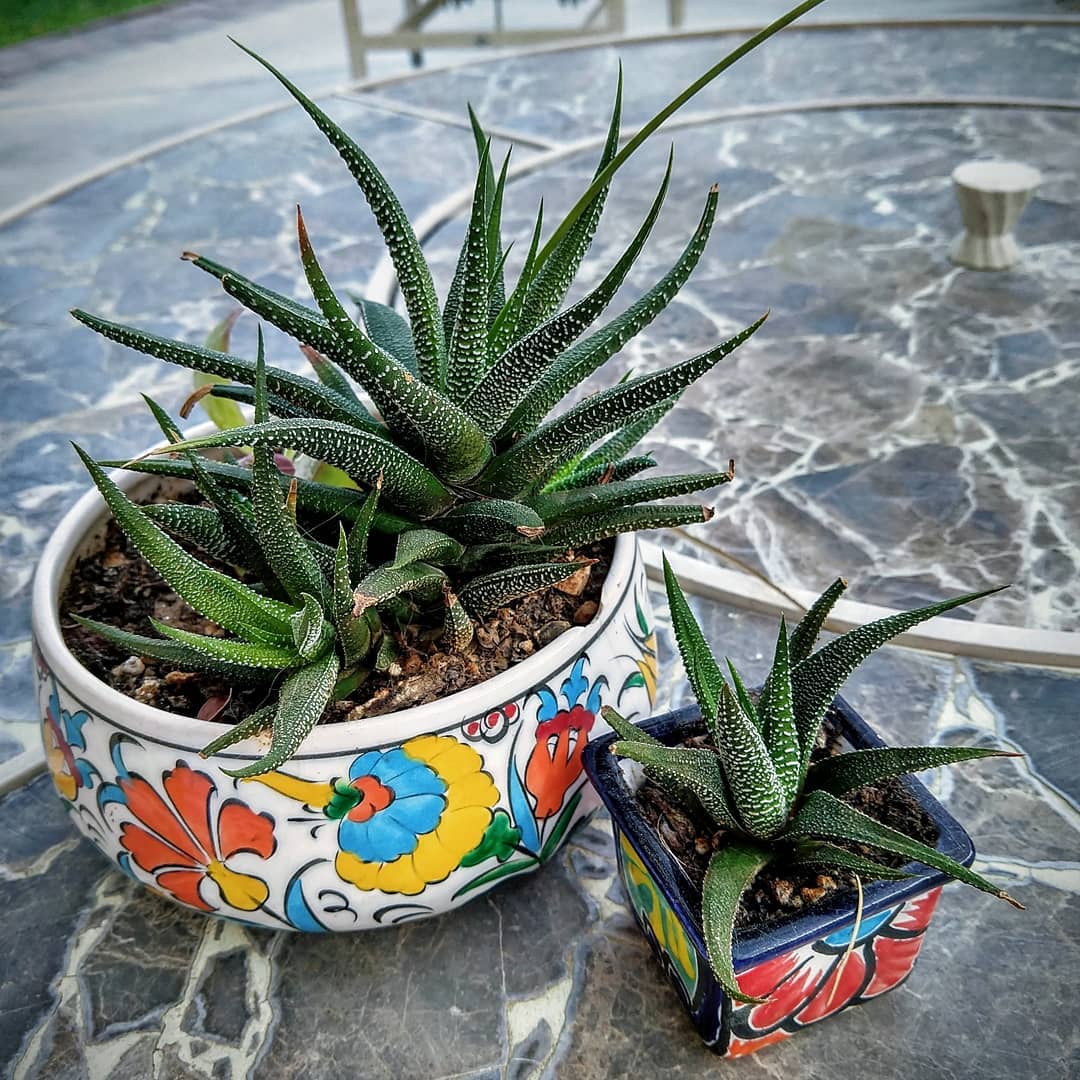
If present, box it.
[582,697,976,973]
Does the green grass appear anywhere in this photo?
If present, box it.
[0,0,170,49]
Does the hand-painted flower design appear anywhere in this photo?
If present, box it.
[619,832,698,998]
[42,682,94,801]
[525,658,605,820]
[462,702,519,743]
[618,593,657,707]
[254,734,498,897]
[727,887,943,1055]
[111,761,276,913]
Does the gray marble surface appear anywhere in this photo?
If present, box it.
[3,583,1078,1078]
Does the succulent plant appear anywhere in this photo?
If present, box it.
[68,7,824,777]
[604,558,1023,1005]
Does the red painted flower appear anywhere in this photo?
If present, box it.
[462,702,519,743]
[728,888,942,1055]
[118,762,276,913]
[526,703,596,819]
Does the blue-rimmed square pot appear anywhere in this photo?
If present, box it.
[583,699,976,1056]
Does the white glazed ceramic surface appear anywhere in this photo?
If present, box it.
[32,464,656,930]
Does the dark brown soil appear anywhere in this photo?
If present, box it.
[60,507,611,727]
[635,711,939,928]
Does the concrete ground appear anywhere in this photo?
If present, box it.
[0,0,1069,217]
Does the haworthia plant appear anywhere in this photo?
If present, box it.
[605,559,1022,1005]
[70,4,827,774]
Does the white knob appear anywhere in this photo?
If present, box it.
[950,160,1042,271]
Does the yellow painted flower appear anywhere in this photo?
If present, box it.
[254,734,498,897]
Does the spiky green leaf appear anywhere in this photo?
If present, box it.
[151,619,303,669]
[505,186,718,437]
[392,528,464,568]
[808,745,1016,798]
[489,199,544,357]
[296,207,491,482]
[756,618,800,806]
[192,309,246,430]
[662,553,724,721]
[611,740,738,830]
[70,309,378,430]
[72,617,287,683]
[479,315,765,496]
[600,705,662,746]
[232,41,446,387]
[352,562,446,614]
[788,576,847,665]
[443,586,473,651]
[516,68,623,337]
[438,498,545,543]
[445,140,493,403]
[791,585,1007,781]
[712,683,788,839]
[786,841,912,882]
[150,420,454,518]
[545,454,656,493]
[531,469,731,524]
[458,560,590,615]
[353,296,418,374]
[222,650,340,778]
[783,790,1023,908]
[726,659,759,731]
[466,151,673,437]
[289,592,333,660]
[74,446,295,645]
[142,503,235,562]
[702,842,774,1005]
[198,703,276,758]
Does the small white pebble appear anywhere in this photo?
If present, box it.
[112,656,145,678]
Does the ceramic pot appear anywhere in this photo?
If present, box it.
[583,700,974,1056]
[32,454,656,930]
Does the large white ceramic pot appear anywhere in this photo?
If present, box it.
[31,452,656,931]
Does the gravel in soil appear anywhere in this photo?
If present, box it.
[60,513,611,727]
[634,713,940,928]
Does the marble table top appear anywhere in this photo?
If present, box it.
[1,19,1078,1079]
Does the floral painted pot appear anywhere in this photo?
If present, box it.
[31,458,657,930]
[583,700,975,1056]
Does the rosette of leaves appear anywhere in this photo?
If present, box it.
[68,5,825,776]
[604,558,1023,1005]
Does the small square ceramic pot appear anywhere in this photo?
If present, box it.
[582,698,975,1056]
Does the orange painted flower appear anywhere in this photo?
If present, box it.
[525,658,603,820]
[118,762,276,913]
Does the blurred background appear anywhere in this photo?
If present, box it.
[2,0,1074,215]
